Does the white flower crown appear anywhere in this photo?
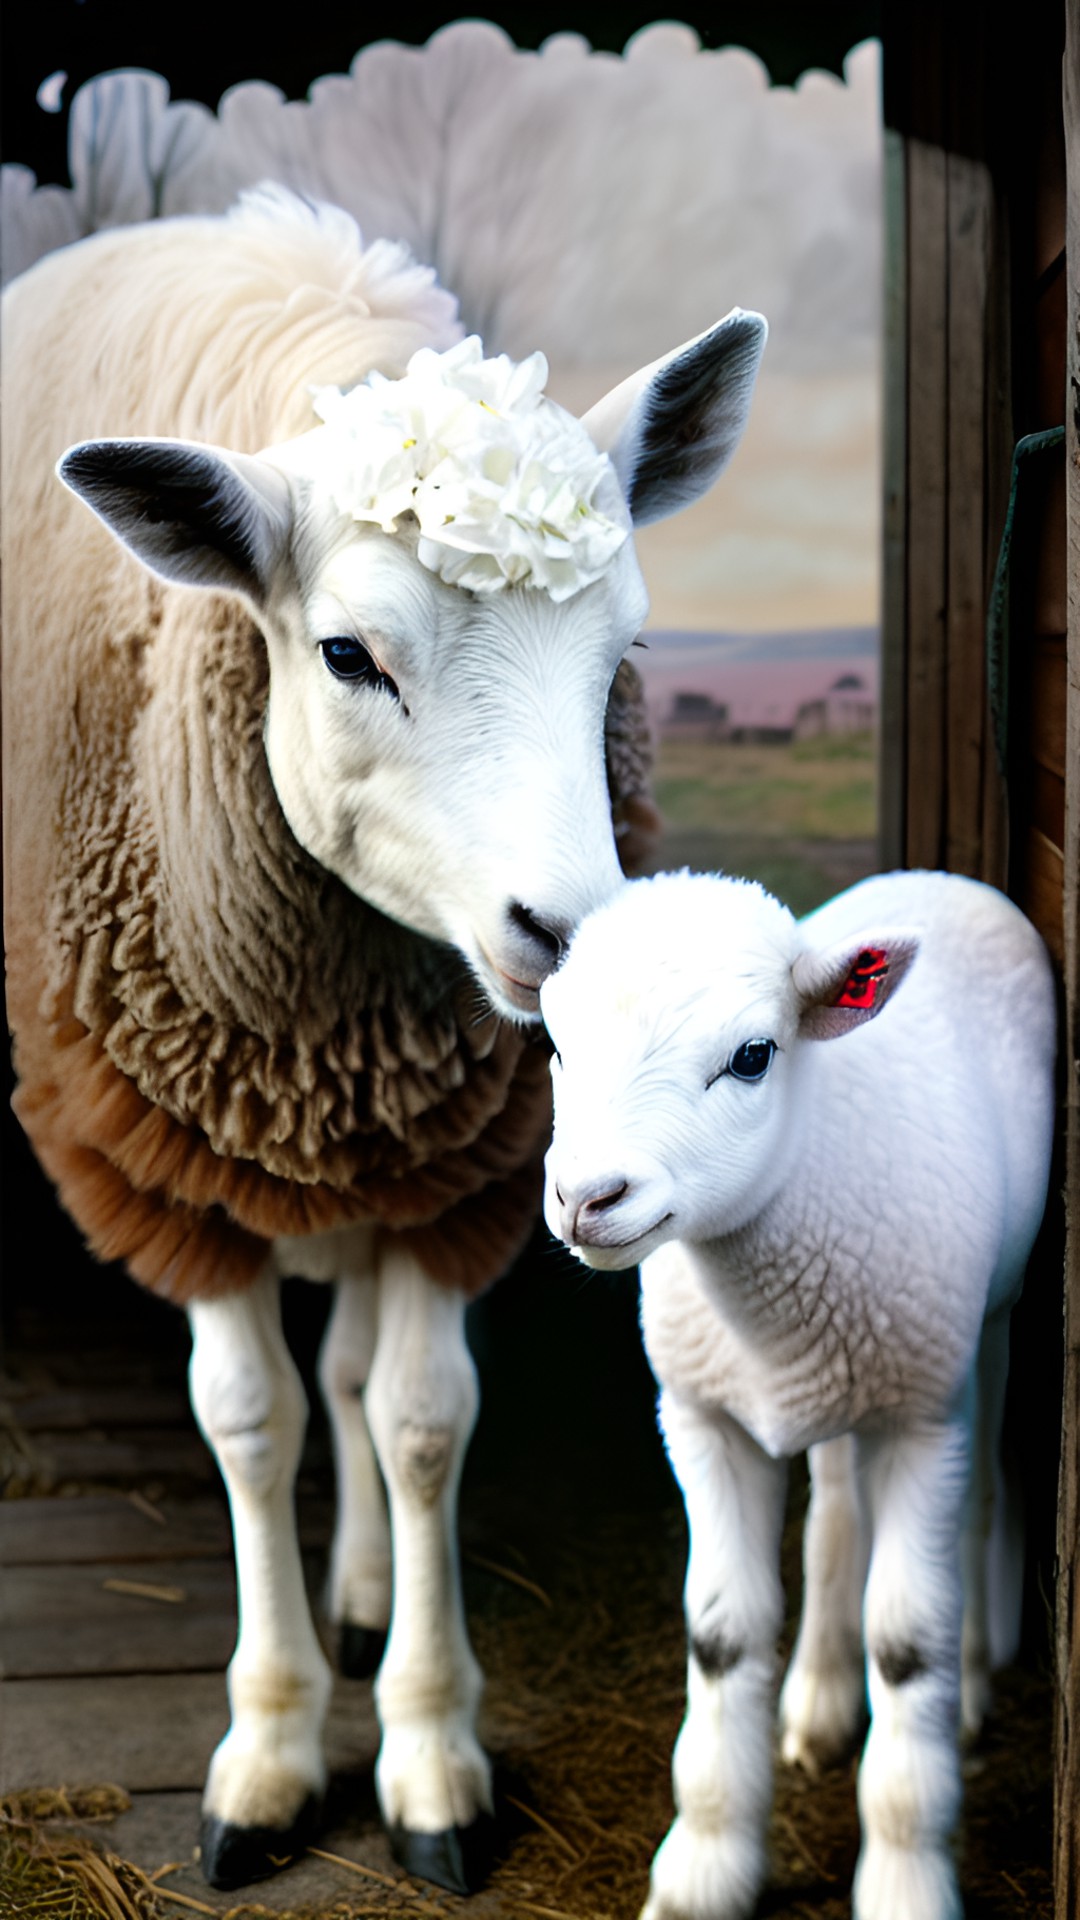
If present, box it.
[311,337,628,601]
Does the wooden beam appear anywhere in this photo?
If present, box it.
[883,3,1010,882]
[1054,5,1080,1910]
[904,129,949,868]
[944,145,994,875]
[879,125,908,870]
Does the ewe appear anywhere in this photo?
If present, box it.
[542,868,1056,1920]
[2,187,767,1890]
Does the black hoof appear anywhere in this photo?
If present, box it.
[389,1812,496,1894]
[199,1796,321,1890]
[339,1622,388,1679]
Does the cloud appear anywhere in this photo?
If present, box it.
[1,26,882,633]
[3,26,881,378]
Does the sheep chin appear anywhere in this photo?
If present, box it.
[467,945,546,1024]
[489,974,543,1020]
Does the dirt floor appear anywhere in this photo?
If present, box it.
[0,1209,1056,1920]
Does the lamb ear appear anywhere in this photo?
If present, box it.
[57,439,293,604]
[581,309,767,526]
[793,933,920,1040]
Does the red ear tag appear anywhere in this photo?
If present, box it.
[834,947,889,1010]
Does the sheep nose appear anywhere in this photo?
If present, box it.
[555,1174,631,1244]
[507,902,570,974]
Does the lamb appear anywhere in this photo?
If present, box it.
[541,868,1056,1920]
[1,185,767,1892]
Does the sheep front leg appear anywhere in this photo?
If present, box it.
[363,1247,491,1894]
[318,1273,393,1677]
[780,1433,869,1770]
[188,1271,331,1889]
[855,1418,970,1920]
[643,1395,787,1920]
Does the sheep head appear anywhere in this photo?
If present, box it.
[541,872,919,1264]
[58,314,766,1024]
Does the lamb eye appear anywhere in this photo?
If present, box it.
[728,1039,776,1083]
[320,637,399,698]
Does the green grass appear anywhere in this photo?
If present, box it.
[653,732,876,839]
[646,731,878,915]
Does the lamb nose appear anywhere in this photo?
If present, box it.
[570,1177,630,1240]
[581,1181,629,1216]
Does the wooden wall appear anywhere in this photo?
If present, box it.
[881,0,1067,924]
[880,3,1012,885]
[1006,15,1068,971]
[1056,9,1079,1910]
[882,2,1075,1910]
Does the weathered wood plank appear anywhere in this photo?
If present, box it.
[1055,6,1080,1913]
[1016,827,1066,971]
[0,1494,231,1564]
[0,1671,231,1791]
[20,1429,218,1484]
[879,124,908,870]
[0,1558,239,1676]
[0,1668,378,1793]
[2,1387,191,1432]
[1029,761,1066,855]
[1030,635,1068,779]
[904,130,949,868]
[0,1491,334,1565]
[5,1345,187,1391]
[944,146,993,878]
[1035,457,1068,636]
[979,168,1013,893]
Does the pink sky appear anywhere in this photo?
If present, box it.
[634,638,878,731]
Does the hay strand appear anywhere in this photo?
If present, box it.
[127,1491,167,1525]
[464,1550,552,1609]
[305,1847,401,1890]
[503,1794,581,1863]
[101,1579,186,1604]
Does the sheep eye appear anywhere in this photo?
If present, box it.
[320,636,399,698]
[728,1039,776,1083]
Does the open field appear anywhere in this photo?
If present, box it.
[645,731,877,914]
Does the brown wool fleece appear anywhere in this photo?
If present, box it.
[2,205,655,1306]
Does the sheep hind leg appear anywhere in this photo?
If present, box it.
[960,1305,1021,1741]
[779,1433,869,1771]
[363,1247,493,1895]
[188,1271,331,1889]
[318,1272,392,1678]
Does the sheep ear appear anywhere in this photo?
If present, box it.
[581,308,766,526]
[57,439,293,604]
[794,934,919,1040]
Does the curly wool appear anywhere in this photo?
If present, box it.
[3,192,655,1304]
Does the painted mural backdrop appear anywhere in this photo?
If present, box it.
[3,23,883,905]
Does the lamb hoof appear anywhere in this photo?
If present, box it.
[199,1798,320,1889]
[339,1623,387,1679]
[389,1812,495,1893]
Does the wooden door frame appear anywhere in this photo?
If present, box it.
[881,5,1077,1909]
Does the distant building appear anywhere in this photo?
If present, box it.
[729,712,795,745]
[793,672,876,740]
[658,670,877,748]
[662,692,731,741]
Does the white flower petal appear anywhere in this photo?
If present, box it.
[310,338,628,596]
